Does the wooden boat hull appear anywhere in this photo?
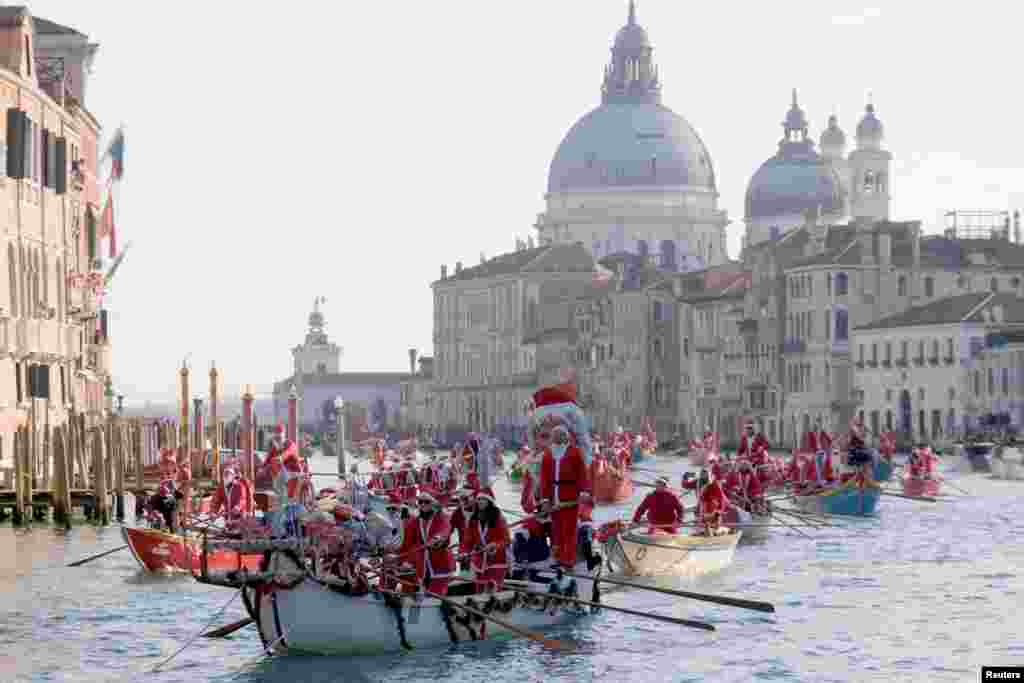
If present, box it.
[606,529,740,578]
[253,578,590,656]
[795,484,881,517]
[902,476,941,497]
[121,526,262,574]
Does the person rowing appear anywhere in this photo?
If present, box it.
[632,476,685,534]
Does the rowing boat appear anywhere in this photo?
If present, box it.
[121,526,262,574]
[603,528,741,578]
[794,481,881,517]
[991,446,1024,480]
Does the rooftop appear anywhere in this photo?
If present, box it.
[855,292,1024,331]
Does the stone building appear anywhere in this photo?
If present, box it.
[535,2,729,270]
[398,350,434,436]
[431,242,597,440]
[853,292,1024,445]
[0,8,110,478]
[273,300,407,437]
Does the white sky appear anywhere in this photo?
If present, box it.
[26,0,1024,404]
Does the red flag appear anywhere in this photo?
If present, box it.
[102,194,116,257]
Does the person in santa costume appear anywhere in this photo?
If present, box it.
[464,493,511,592]
[511,503,552,582]
[697,470,730,535]
[210,464,253,523]
[801,427,819,455]
[266,440,307,537]
[816,420,833,452]
[394,491,455,595]
[397,462,418,502]
[255,425,288,490]
[449,489,475,572]
[736,461,765,512]
[521,460,538,514]
[632,477,685,534]
[462,436,496,499]
[539,423,592,569]
[721,459,742,500]
[737,422,756,459]
[800,449,835,491]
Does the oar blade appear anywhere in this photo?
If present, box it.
[67,544,129,567]
[203,617,254,638]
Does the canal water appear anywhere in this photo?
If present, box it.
[2,452,1021,682]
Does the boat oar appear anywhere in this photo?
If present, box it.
[630,466,676,476]
[506,583,714,632]
[881,491,937,503]
[544,571,775,613]
[381,570,572,651]
[67,545,128,567]
[942,480,972,496]
[203,617,254,638]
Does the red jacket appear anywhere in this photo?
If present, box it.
[723,469,742,499]
[738,470,764,499]
[210,478,253,519]
[521,468,537,514]
[801,431,818,453]
[539,445,591,504]
[699,481,730,517]
[818,431,833,451]
[738,434,753,458]
[450,507,472,555]
[801,452,835,484]
[632,489,685,527]
[464,513,511,571]
[398,512,455,580]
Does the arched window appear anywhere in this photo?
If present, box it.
[654,379,663,405]
[652,338,662,358]
[835,272,849,296]
[897,275,907,296]
[659,240,677,271]
[834,309,849,340]
[8,244,17,317]
[924,276,934,297]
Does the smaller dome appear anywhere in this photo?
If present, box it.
[308,310,324,328]
[614,23,649,50]
[820,114,846,148]
[856,103,883,142]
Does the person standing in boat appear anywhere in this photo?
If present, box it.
[632,477,685,534]
[210,464,253,524]
[539,424,593,570]
[737,461,766,513]
[463,435,497,499]
[738,422,756,459]
[465,493,511,592]
[449,489,475,572]
[511,503,552,581]
[816,420,833,452]
[395,491,455,595]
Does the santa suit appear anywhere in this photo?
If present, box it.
[374,443,385,468]
[698,480,730,527]
[175,450,193,519]
[449,506,473,565]
[752,434,770,461]
[711,459,724,481]
[397,467,417,502]
[632,488,685,534]
[784,452,802,483]
[158,449,178,481]
[210,476,253,521]
[464,511,511,591]
[908,452,925,477]
[818,431,833,452]
[464,470,495,500]
[722,468,742,500]
[398,511,455,595]
[270,444,305,536]
[738,470,764,506]
[512,517,552,570]
[539,442,591,567]
[738,433,754,459]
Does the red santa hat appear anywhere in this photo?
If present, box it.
[274,424,285,436]
[532,383,577,409]
[475,492,496,504]
[416,491,437,505]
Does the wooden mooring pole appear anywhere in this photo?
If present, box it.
[53,426,73,529]
[114,419,126,522]
[92,427,110,525]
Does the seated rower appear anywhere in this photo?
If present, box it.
[632,476,685,534]
[394,492,455,595]
[464,493,511,593]
[511,502,552,582]
[697,472,731,536]
[210,465,253,524]
[737,461,766,513]
[449,489,475,572]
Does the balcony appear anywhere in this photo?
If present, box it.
[896,358,908,367]
[913,356,925,367]
[782,339,806,354]
[928,356,939,366]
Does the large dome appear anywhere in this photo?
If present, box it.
[547,102,716,194]
[745,150,844,220]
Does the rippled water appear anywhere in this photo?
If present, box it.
[3,453,1022,682]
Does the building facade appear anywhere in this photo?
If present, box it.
[0,8,111,477]
[853,292,1024,445]
[398,350,434,436]
[273,301,407,435]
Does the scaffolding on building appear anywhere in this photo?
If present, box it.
[943,209,1020,242]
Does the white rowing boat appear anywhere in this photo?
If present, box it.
[991,446,1024,481]
[604,528,741,578]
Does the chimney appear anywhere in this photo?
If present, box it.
[878,232,892,269]
[441,264,448,280]
[456,261,463,274]
[408,349,418,375]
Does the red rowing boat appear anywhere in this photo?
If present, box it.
[902,473,941,498]
[592,459,633,504]
[121,526,263,574]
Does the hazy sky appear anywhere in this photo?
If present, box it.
[27,0,1023,404]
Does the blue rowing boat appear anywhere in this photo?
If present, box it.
[795,481,882,516]
[873,457,894,482]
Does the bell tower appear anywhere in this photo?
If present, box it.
[848,100,892,221]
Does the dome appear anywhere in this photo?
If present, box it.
[856,103,883,142]
[745,148,844,220]
[547,102,716,193]
[820,114,846,148]
[614,23,649,50]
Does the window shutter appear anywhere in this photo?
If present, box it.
[86,208,96,262]
[23,119,32,181]
[40,128,49,187]
[6,109,24,178]
[55,137,67,194]
[46,130,57,188]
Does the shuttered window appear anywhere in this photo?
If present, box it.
[55,137,67,194]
